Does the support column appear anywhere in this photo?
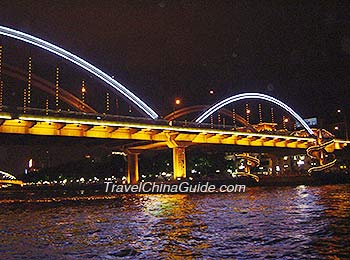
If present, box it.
[268,154,278,175]
[173,147,186,180]
[127,153,139,184]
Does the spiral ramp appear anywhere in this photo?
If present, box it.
[306,134,337,174]
[235,153,260,182]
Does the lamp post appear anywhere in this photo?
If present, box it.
[245,105,251,124]
[81,81,86,110]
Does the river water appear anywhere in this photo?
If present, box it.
[0,184,349,259]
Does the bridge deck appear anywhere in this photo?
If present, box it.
[0,180,24,185]
[0,113,348,150]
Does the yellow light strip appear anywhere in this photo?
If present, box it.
[0,113,12,119]
[17,114,315,142]
[335,140,350,144]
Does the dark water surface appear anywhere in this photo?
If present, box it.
[0,184,349,259]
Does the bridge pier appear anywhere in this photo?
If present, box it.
[126,152,139,184]
[173,147,186,180]
[270,154,278,175]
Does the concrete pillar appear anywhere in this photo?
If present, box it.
[127,153,139,184]
[173,147,186,180]
[270,154,278,175]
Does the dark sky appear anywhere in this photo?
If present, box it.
[0,0,350,118]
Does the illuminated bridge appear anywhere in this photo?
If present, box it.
[0,109,348,183]
[0,170,23,186]
[0,25,348,183]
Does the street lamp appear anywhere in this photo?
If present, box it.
[172,98,181,123]
[283,116,289,129]
[245,107,251,124]
[81,81,86,110]
[81,81,86,103]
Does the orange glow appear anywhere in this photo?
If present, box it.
[81,87,86,93]
[175,98,181,105]
[284,118,289,123]
[246,109,251,114]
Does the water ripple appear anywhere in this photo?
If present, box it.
[0,184,349,259]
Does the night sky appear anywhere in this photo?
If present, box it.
[1,1,349,118]
[1,1,350,175]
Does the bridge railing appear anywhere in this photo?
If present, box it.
[0,106,221,128]
[0,106,299,136]
[1,106,171,125]
[10,107,240,130]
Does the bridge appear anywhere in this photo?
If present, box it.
[0,170,23,186]
[0,25,348,183]
[0,108,347,183]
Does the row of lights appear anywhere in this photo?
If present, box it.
[18,56,114,115]
[23,57,32,113]
[5,52,347,132]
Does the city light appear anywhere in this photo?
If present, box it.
[28,158,33,168]
[175,98,181,105]
[55,66,59,111]
[0,25,159,119]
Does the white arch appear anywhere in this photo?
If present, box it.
[0,25,159,119]
[195,93,314,135]
[0,170,16,180]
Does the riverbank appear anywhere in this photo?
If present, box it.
[2,171,349,194]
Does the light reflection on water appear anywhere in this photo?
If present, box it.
[0,184,349,259]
